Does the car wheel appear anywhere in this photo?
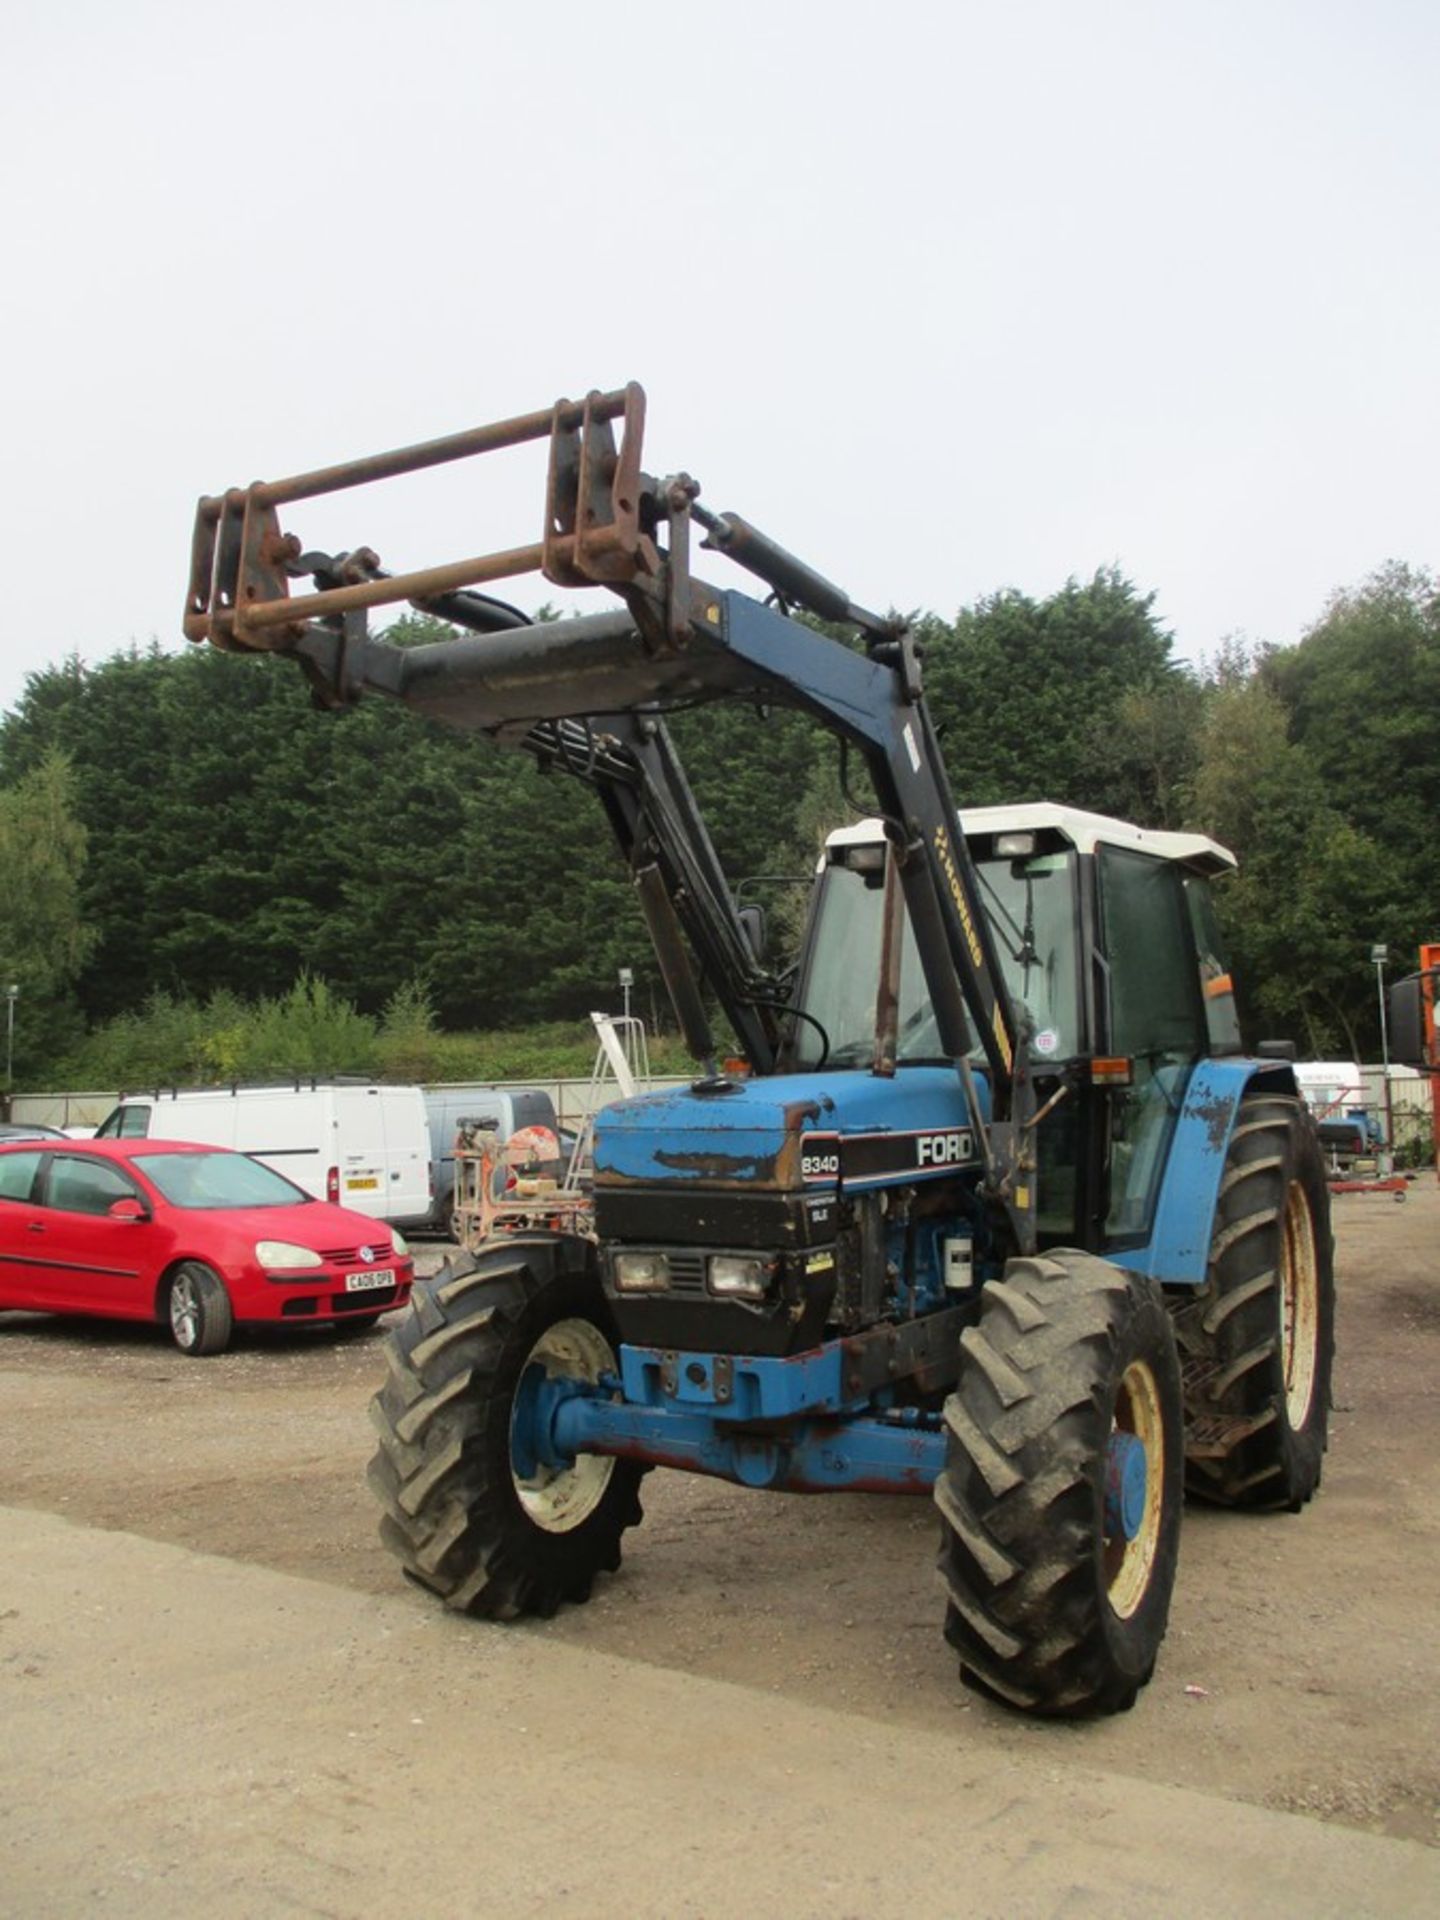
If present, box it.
[167,1261,234,1357]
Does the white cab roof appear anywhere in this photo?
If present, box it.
[827,801,1236,873]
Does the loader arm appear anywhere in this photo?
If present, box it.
[185,384,1036,1251]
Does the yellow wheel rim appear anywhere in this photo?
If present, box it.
[511,1318,617,1534]
[1105,1358,1165,1621]
[1280,1180,1320,1430]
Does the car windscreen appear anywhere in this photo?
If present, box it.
[133,1151,310,1210]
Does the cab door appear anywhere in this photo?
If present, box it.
[1096,846,1209,1250]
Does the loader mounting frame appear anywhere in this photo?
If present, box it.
[184,383,1038,1256]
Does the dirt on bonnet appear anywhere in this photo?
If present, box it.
[3,1182,1438,1848]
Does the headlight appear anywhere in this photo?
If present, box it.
[613,1251,671,1293]
[256,1240,324,1270]
[707,1254,771,1301]
[390,1229,409,1257]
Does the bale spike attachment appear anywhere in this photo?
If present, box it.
[183,383,653,652]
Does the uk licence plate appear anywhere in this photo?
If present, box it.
[346,1176,379,1191]
[346,1269,395,1292]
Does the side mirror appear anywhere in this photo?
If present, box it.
[107,1196,149,1223]
[1388,974,1430,1068]
[1255,1040,1297,1062]
[738,904,768,963]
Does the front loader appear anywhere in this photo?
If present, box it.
[185,384,1335,1715]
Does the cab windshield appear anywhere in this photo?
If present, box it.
[791,847,1080,1068]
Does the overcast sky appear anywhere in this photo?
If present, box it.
[2,0,1435,718]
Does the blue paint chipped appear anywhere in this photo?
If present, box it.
[594,1066,989,1190]
[1110,1058,1283,1288]
[620,1339,852,1421]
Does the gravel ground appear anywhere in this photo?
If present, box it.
[3,1179,1438,1847]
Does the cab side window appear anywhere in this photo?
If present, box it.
[1103,849,1206,1060]
[45,1156,139,1216]
[1184,876,1243,1054]
[0,1151,43,1203]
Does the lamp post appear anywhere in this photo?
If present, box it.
[617,966,636,1082]
[1371,943,1392,1174]
[4,984,17,1111]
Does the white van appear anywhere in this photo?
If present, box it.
[93,1083,432,1229]
[422,1085,560,1234]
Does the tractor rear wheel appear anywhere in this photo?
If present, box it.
[1176,1093,1335,1510]
[935,1251,1183,1717]
[367,1245,645,1618]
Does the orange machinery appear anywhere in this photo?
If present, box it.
[1422,942,1440,1176]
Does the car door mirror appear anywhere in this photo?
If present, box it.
[1255,1039,1297,1062]
[107,1196,150,1223]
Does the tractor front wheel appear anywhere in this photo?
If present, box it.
[367,1246,645,1618]
[935,1251,1183,1717]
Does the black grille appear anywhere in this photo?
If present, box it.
[663,1251,708,1295]
[278,1285,402,1319]
[329,1285,401,1313]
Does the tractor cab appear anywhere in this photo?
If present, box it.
[793,803,1240,1254]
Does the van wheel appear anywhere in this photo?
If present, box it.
[167,1262,234,1356]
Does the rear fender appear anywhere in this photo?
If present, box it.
[1109,1059,1298,1289]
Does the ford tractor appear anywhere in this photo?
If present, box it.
[184,384,1334,1715]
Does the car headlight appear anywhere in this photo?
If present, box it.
[256,1240,324,1270]
[613,1251,671,1293]
[389,1229,409,1257]
[707,1254,771,1301]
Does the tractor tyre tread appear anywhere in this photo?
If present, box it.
[936,1250,1183,1718]
[1176,1093,1335,1511]
[367,1246,645,1619]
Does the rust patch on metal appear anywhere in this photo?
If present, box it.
[651,1147,780,1185]
[772,1096,828,1188]
[184,384,650,651]
[1183,1091,1234,1155]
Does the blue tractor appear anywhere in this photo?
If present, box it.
[185,385,1335,1715]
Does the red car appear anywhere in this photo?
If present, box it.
[0,1137,414,1355]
